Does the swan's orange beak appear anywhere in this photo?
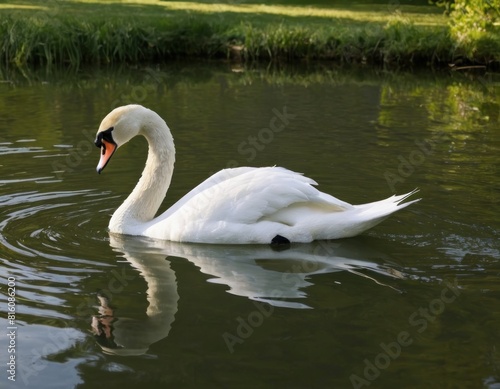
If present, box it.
[96,139,117,174]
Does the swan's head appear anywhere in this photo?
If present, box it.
[94,105,147,174]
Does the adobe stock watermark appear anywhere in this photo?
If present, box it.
[384,131,447,192]
[222,240,339,353]
[109,67,168,111]
[178,104,296,216]
[50,67,167,180]
[349,278,461,388]
[222,301,274,354]
[235,105,296,164]
[51,129,96,180]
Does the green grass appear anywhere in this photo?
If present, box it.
[0,0,498,68]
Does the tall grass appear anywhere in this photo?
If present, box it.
[0,9,498,68]
[0,16,229,67]
[242,17,455,65]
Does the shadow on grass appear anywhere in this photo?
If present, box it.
[2,0,443,27]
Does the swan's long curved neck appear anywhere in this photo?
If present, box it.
[110,115,175,232]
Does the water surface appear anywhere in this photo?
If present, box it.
[0,63,499,388]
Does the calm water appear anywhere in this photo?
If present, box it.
[0,63,499,389]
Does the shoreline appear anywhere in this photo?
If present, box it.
[0,1,499,69]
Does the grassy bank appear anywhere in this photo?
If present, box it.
[0,0,498,68]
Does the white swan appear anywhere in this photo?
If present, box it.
[94,104,419,244]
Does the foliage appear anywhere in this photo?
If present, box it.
[431,0,500,61]
[449,0,499,33]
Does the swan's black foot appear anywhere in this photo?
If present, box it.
[271,235,290,250]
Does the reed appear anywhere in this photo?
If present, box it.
[241,17,454,65]
[0,16,230,67]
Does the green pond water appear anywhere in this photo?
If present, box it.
[0,62,499,389]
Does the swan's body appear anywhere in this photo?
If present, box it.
[95,105,419,244]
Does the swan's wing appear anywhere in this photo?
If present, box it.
[162,166,353,225]
[155,167,258,221]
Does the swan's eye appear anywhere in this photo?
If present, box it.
[95,127,115,148]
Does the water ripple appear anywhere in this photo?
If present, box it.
[0,190,107,257]
[0,185,114,324]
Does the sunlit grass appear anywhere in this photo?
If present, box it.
[156,2,444,26]
[8,0,444,26]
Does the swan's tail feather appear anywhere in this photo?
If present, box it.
[312,189,420,240]
[355,188,420,218]
[391,188,421,209]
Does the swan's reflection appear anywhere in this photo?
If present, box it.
[92,236,179,356]
[92,235,406,355]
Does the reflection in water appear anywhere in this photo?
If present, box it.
[92,236,179,356]
[96,234,406,356]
